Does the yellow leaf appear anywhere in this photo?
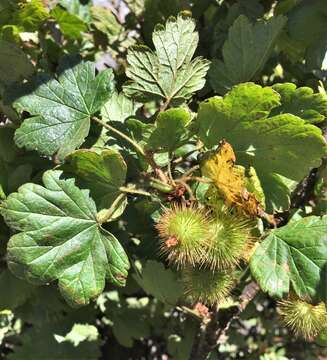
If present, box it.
[200,141,262,217]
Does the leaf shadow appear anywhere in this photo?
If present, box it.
[3,54,83,114]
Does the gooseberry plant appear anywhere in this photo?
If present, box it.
[0,1,327,359]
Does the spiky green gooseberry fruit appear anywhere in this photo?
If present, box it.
[278,299,327,340]
[157,204,253,270]
[182,267,235,305]
[204,210,254,270]
[156,204,211,268]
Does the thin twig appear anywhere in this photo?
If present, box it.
[181,165,200,178]
[167,152,176,186]
[175,179,195,200]
[96,193,126,224]
[144,150,170,184]
[181,176,212,184]
[190,282,259,360]
[92,116,146,157]
[119,186,152,197]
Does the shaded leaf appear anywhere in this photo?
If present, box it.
[147,108,192,152]
[142,0,179,44]
[14,57,115,159]
[0,170,129,306]
[90,6,121,36]
[51,5,88,39]
[8,315,101,360]
[63,149,127,211]
[0,270,35,311]
[0,40,34,86]
[111,299,151,347]
[250,216,327,301]
[123,14,210,105]
[133,260,183,305]
[0,128,17,163]
[209,15,286,94]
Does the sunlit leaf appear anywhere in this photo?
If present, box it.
[250,216,327,301]
[14,57,115,159]
[123,14,210,105]
[0,170,129,306]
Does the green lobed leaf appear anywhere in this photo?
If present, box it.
[287,0,327,49]
[14,0,49,32]
[90,6,122,36]
[133,260,183,305]
[14,57,115,159]
[209,15,286,94]
[147,108,192,152]
[51,5,88,39]
[123,14,210,105]
[101,91,141,123]
[196,83,327,211]
[0,170,130,306]
[111,299,151,347]
[281,0,327,70]
[272,83,327,124]
[63,149,127,211]
[250,215,327,301]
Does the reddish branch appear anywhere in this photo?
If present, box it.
[190,282,260,360]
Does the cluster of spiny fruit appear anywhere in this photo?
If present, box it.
[156,203,254,305]
[156,203,327,341]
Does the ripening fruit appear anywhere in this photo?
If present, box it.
[157,204,254,270]
[204,209,254,269]
[156,204,211,267]
[278,299,327,340]
[182,267,234,305]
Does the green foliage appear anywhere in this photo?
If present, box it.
[147,108,192,152]
[272,83,327,124]
[196,83,326,211]
[0,40,34,86]
[123,14,210,105]
[250,216,327,301]
[1,1,327,359]
[14,57,115,159]
[209,15,287,94]
[101,91,141,123]
[134,260,183,305]
[0,170,129,306]
[64,149,127,211]
[51,5,88,40]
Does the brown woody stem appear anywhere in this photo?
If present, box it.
[190,282,259,359]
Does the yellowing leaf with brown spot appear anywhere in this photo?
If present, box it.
[200,141,262,217]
